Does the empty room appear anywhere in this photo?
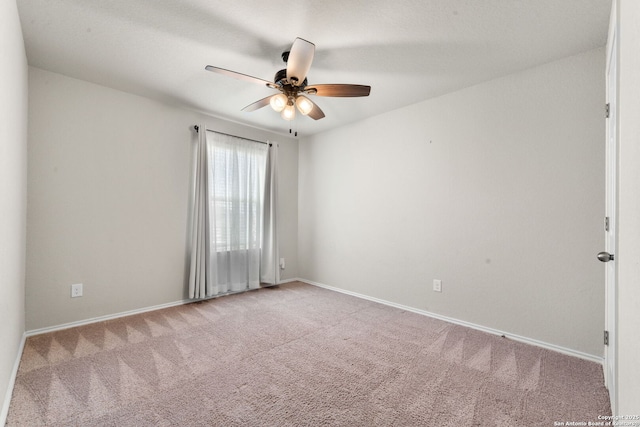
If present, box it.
[2,0,639,425]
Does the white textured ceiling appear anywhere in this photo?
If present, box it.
[17,0,611,137]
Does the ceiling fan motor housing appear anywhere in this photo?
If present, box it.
[274,68,307,88]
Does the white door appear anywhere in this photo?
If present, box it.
[602,4,618,412]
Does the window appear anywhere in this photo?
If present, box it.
[207,133,268,253]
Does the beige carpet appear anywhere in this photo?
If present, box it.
[7,281,610,426]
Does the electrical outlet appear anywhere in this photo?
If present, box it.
[433,279,442,292]
[71,283,83,298]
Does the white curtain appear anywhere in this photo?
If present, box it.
[188,127,268,298]
[261,143,279,285]
[188,126,210,299]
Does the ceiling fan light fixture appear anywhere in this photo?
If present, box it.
[295,95,314,115]
[281,103,296,121]
[269,93,287,112]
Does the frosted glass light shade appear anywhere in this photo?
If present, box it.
[281,104,296,120]
[296,96,314,115]
[270,93,287,112]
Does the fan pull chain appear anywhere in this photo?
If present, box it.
[288,117,298,137]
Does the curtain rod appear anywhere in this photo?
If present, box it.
[193,125,270,146]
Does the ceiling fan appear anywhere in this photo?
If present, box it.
[205,37,371,123]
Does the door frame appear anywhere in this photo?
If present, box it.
[604,0,618,413]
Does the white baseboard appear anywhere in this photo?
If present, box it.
[26,299,190,337]
[22,276,602,360]
[25,280,300,337]
[298,278,603,365]
[1,332,26,426]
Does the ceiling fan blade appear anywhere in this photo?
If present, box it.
[305,84,371,97]
[205,66,277,88]
[241,95,273,112]
[286,38,315,86]
[306,98,325,120]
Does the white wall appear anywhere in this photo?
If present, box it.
[616,0,640,415]
[26,67,298,330]
[298,48,605,357]
[0,0,28,421]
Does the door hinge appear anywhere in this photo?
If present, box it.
[605,216,610,232]
[604,330,609,346]
[606,103,610,118]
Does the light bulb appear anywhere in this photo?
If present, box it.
[281,104,296,121]
[270,93,287,112]
[296,96,314,115]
